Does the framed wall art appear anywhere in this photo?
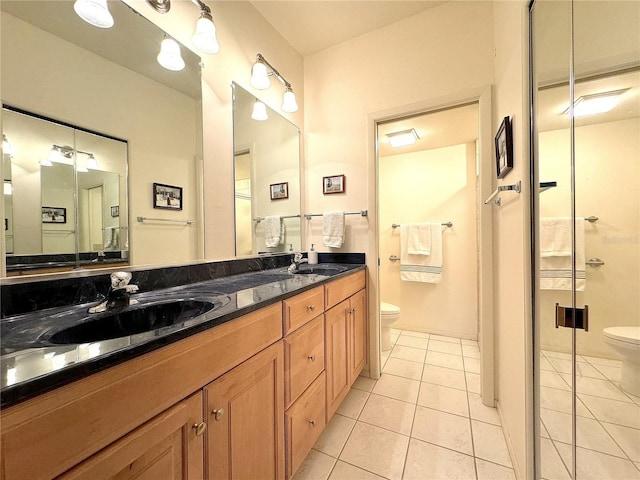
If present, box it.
[495,116,513,179]
[323,174,345,194]
[153,183,183,210]
[270,182,289,200]
[42,206,67,224]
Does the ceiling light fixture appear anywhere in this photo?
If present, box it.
[251,100,268,121]
[192,1,219,54]
[250,53,299,113]
[386,129,419,148]
[564,88,629,117]
[73,0,114,28]
[2,134,13,156]
[157,37,185,71]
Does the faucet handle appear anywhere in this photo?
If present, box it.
[293,252,303,262]
[110,271,132,290]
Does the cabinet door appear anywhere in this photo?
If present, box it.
[325,299,350,421]
[205,341,284,480]
[58,392,204,480]
[349,289,367,382]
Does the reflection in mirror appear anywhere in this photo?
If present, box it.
[232,83,302,256]
[3,107,128,275]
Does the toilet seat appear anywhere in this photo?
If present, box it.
[603,326,640,345]
[381,302,400,316]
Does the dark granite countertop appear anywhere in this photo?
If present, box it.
[1,260,365,408]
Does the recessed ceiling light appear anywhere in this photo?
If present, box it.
[564,88,630,117]
[386,128,419,148]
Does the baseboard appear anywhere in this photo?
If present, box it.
[496,400,525,480]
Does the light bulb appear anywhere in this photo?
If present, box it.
[250,61,270,90]
[86,154,99,170]
[282,89,298,113]
[40,158,53,167]
[251,101,268,121]
[157,38,185,71]
[192,14,219,54]
[49,146,63,163]
[2,134,12,156]
[4,181,12,196]
[73,0,114,28]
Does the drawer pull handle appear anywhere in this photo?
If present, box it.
[308,419,316,427]
[307,305,315,312]
[308,354,316,362]
[192,422,207,436]
[212,408,225,421]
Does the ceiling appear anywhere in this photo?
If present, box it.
[249,0,447,56]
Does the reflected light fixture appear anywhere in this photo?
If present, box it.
[40,158,53,167]
[386,128,419,148]
[250,53,299,114]
[2,134,13,156]
[192,2,219,54]
[251,100,268,121]
[565,88,629,117]
[147,0,171,13]
[86,154,99,170]
[73,0,114,28]
[4,180,12,196]
[157,37,185,71]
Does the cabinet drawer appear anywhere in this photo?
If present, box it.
[285,372,326,479]
[325,270,365,310]
[283,286,324,335]
[284,315,325,408]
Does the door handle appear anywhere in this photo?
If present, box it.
[555,303,589,331]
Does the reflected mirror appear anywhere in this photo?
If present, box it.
[232,83,301,255]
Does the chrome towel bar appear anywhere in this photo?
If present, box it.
[253,214,301,223]
[304,210,368,219]
[136,216,193,225]
[484,181,522,205]
[392,222,453,228]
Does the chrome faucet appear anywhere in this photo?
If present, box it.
[88,271,139,314]
[287,252,308,273]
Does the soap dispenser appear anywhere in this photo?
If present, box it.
[308,244,318,265]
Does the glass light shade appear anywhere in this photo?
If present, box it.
[49,147,63,163]
[86,155,99,169]
[77,164,89,173]
[387,129,419,148]
[40,158,53,167]
[192,16,219,54]
[73,0,114,28]
[250,62,270,90]
[4,181,12,196]
[282,90,299,113]
[2,135,12,156]
[251,101,268,121]
[157,38,185,71]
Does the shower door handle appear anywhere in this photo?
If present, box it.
[555,303,589,331]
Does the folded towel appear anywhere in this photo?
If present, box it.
[400,223,442,283]
[540,217,585,291]
[323,212,345,248]
[264,216,283,248]
[407,223,432,255]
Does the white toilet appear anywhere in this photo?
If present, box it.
[381,302,400,351]
[603,326,640,396]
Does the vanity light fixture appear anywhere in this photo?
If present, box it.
[147,0,171,14]
[250,53,299,113]
[386,128,419,148]
[4,180,12,196]
[192,1,219,54]
[2,134,13,156]
[86,154,99,170]
[40,158,53,167]
[157,37,185,71]
[73,0,114,28]
[564,88,629,117]
[251,100,269,121]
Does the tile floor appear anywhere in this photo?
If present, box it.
[539,349,640,480]
[293,329,516,480]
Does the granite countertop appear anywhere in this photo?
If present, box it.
[0,262,365,407]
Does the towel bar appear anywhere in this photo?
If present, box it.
[586,258,605,267]
[253,214,300,223]
[136,216,193,225]
[304,210,367,219]
[392,222,453,229]
[484,181,522,205]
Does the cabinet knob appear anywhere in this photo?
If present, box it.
[308,419,316,427]
[212,408,225,421]
[307,305,315,312]
[307,354,316,362]
[192,422,207,436]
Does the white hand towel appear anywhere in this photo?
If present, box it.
[400,223,442,283]
[540,217,585,291]
[264,216,283,248]
[407,223,432,255]
[322,212,345,248]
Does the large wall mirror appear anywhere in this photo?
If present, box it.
[1,0,203,276]
[232,83,302,256]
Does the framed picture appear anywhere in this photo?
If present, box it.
[42,206,67,224]
[153,182,183,210]
[270,182,289,200]
[495,116,513,179]
[111,205,119,217]
[323,174,345,194]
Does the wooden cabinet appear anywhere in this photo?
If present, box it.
[349,289,367,382]
[204,341,285,480]
[58,392,205,480]
[283,285,324,335]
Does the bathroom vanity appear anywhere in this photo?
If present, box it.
[0,255,367,480]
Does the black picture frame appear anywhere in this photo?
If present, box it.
[270,182,289,200]
[111,205,119,217]
[495,116,513,179]
[153,182,183,210]
[42,206,67,224]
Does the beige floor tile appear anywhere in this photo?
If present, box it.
[418,382,469,417]
[592,364,622,384]
[422,364,467,391]
[461,338,479,347]
[555,442,640,480]
[540,370,571,391]
[400,330,430,339]
[579,393,640,428]
[390,345,426,363]
[381,353,389,369]
[359,393,416,436]
[550,358,606,379]
[562,374,631,402]
[425,350,464,371]
[429,339,462,355]
[430,334,461,344]
[463,357,480,374]
[540,419,550,439]
[539,356,555,372]
[540,386,594,418]
[468,392,500,425]
[372,373,420,404]
[293,449,336,480]
[403,438,476,480]
[339,422,409,480]
[336,388,370,419]
[466,372,481,394]
[396,335,429,349]
[462,344,481,359]
[313,414,356,458]
[476,458,517,480]
[383,357,424,381]
[352,376,377,393]
[539,438,570,480]
[471,420,513,468]
[412,406,473,455]
[390,328,402,335]
[328,461,386,480]
[581,355,622,368]
[602,422,640,462]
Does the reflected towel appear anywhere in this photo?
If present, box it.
[400,223,442,283]
[407,223,432,255]
[323,212,345,248]
[264,216,283,248]
[540,217,585,291]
